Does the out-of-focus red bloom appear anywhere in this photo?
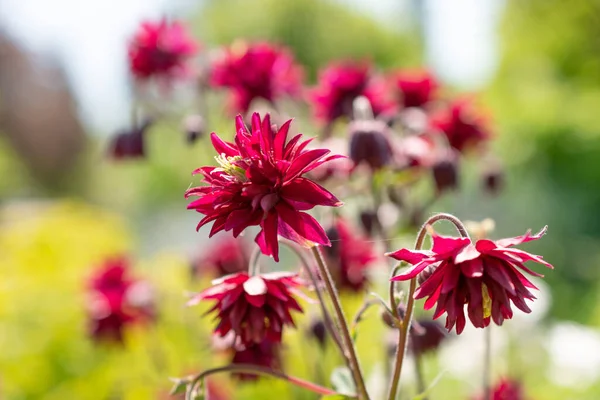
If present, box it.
[189,272,304,345]
[392,69,438,109]
[185,113,343,261]
[210,41,303,114]
[230,338,282,381]
[128,18,197,81]
[311,61,394,124]
[191,236,249,278]
[430,98,491,153]
[87,257,155,342]
[388,227,552,334]
[474,378,525,400]
[394,134,437,168]
[324,218,378,292]
[109,118,153,160]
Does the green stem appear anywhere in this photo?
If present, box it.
[186,364,343,400]
[387,213,469,400]
[483,326,492,400]
[311,246,370,400]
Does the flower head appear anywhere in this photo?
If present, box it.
[311,61,393,124]
[210,41,303,114]
[392,69,438,109]
[128,18,197,81]
[87,257,155,342]
[474,378,525,400]
[189,272,305,345]
[324,218,378,292]
[388,227,552,334]
[191,236,249,278]
[431,98,491,153]
[186,113,343,261]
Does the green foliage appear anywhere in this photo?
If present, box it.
[196,0,420,80]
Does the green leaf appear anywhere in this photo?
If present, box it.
[330,366,356,396]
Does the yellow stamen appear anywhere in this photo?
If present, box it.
[214,154,247,182]
[482,284,492,319]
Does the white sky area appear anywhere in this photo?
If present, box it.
[0,0,503,134]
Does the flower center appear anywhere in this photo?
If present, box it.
[215,154,248,182]
[482,283,492,319]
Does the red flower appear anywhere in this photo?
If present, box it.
[324,218,378,292]
[474,378,525,400]
[311,61,394,124]
[185,113,343,261]
[388,227,552,334]
[231,338,282,381]
[189,272,305,345]
[430,98,491,153]
[128,18,197,81]
[392,69,439,109]
[348,119,394,171]
[108,118,153,160]
[210,41,303,114]
[191,236,249,278]
[87,257,154,342]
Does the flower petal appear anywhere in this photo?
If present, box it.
[280,178,343,207]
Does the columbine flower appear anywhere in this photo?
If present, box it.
[388,227,553,334]
[391,69,438,109]
[430,98,491,153]
[210,41,303,114]
[191,235,249,278]
[231,338,282,381]
[189,272,304,344]
[410,319,447,356]
[109,118,153,160]
[86,257,154,342]
[127,18,197,81]
[311,61,393,125]
[324,218,378,292]
[474,378,524,400]
[185,113,343,261]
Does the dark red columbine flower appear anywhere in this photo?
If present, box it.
[230,338,282,381]
[210,41,303,114]
[388,227,553,334]
[189,272,305,345]
[185,113,343,261]
[86,257,155,342]
[474,378,525,400]
[311,61,394,125]
[324,218,378,292]
[127,18,197,81]
[191,236,249,278]
[108,118,153,160]
[391,69,439,109]
[430,98,491,153]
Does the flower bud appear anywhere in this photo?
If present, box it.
[348,119,394,170]
[109,118,153,160]
[182,114,205,144]
[482,165,504,195]
[307,318,327,347]
[359,210,381,237]
[432,151,459,193]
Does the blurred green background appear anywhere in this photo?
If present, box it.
[1,0,600,398]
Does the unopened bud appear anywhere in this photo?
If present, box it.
[307,318,327,347]
[359,210,381,237]
[482,166,504,195]
[183,115,205,144]
[348,120,394,170]
[432,151,459,193]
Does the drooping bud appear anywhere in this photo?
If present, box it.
[409,319,447,356]
[482,164,504,195]
[109,118,153,160]
[307,318,327,347]
[182,114,205,144]
[432,151,459,193]
[359,210,381,237]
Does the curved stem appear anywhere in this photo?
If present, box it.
[279,240,345,355]
[387,213,469,400]
[248,246,262,275]
[187,364,341,400]
[311,246,370,400]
